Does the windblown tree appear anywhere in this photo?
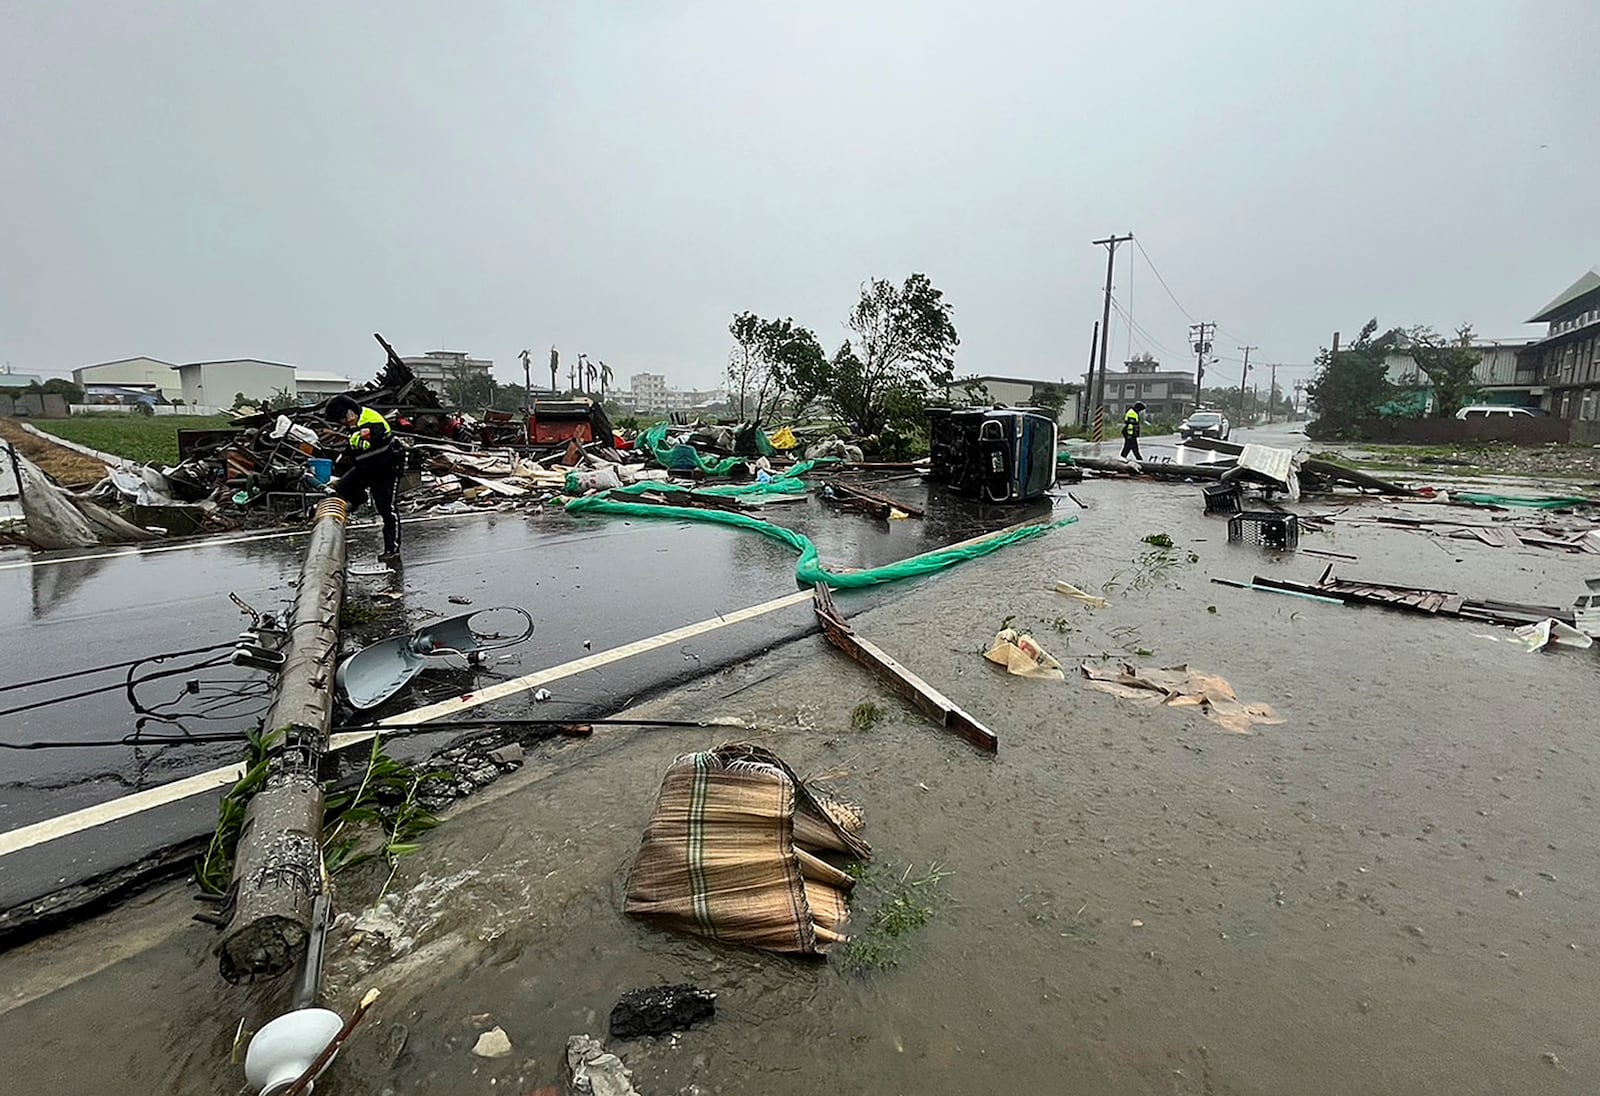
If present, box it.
[1306,319,1399,439]
[726,312,827,427]
[1406,323,1482,418]
[831,273,959,437]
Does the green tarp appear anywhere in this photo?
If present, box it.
[566,481,1073,589]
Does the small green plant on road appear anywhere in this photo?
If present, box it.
[851,701,886,731]
[840,861,953,974]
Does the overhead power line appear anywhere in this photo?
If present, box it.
[1109,297,1180,360]
[1133,238,1196,323]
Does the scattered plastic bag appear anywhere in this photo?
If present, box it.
[984,628,1065,680]
[1053,580,1109,609]
[1510,618,1594,653]
[564,467,623,494]
[769,426,799,450]
[1081,662,1282,734]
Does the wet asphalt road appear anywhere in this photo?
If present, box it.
[0,478,1051,912]
[8,454,1599,1096]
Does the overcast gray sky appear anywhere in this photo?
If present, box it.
[2,1,1595,392]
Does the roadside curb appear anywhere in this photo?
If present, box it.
[18,422,130,469]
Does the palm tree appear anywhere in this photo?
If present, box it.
[548,346,559,395]
[598,360,613,398]
[518,349,533,414]
[585,359,598,395]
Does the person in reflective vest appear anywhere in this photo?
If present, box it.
[1120,401,1145,460]
[325,394,404,563]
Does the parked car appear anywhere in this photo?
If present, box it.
[1179,410,1230,440]
[1455,405,1537,420]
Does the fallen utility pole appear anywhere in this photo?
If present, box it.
[218,497,348,984]
[813,585,998,753]
[1071,454,1228,481]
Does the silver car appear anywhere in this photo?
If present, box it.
[1180,410,1230,440]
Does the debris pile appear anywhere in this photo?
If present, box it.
[16,336,908,544]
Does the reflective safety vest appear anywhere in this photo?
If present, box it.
[1122,409,1141,438]
[348,406,394,460]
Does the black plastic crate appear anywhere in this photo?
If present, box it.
[1228,511,1299,550]
[1202,482,1242,515]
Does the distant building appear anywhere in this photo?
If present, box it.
[73,357,181,399]
[176,359,297,408]
[951,375,1081,426]
[0,371,45,392]
[1382,339,1540,413]
[402,350,493,392]
[1082,356,1196,422]
[294,370,353,402]
[1519,269,1600,420]
[630,373,668,409]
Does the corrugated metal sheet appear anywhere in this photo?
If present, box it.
[1234,443,1302,500]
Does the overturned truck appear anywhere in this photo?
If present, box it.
[928,407,1057,503]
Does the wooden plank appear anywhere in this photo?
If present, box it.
[827,480,925,518]
[813,586,998,753]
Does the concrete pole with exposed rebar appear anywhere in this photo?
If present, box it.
[219,497,347,983]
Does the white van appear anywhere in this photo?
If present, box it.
[1455,405,1536,420]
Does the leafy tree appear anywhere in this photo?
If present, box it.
[726,312,827,427]
[22,378,86,404]
[445,367,496,411]
[491,383,531,412]
[1030,381,1076,422]
[1306,319,1399,438]
[832,274,960,436]
[1406,323,1481,418]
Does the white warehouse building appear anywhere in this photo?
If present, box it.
[73,357,181,400]
[177,359,298,408]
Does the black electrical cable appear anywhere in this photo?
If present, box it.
[0,642,234,695]
[0,716,741,751]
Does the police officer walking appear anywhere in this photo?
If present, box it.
[1121,401,1145,460]
[325,394,404,563]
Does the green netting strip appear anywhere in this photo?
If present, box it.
[565,485,1074,589]
[1452,492,1593,510]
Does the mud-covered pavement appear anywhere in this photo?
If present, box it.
[4,470,1599,1095]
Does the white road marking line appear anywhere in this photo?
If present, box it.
[0,589,813,858]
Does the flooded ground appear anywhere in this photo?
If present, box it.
[0,479,1044,913]
[3,469,1597,1095]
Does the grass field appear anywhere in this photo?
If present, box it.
[33,414,235,465]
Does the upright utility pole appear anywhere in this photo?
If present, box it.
[1092,233,1134,437]
[1266,362,1279,424]
[1082,321,1100,428]
[1236,345,1256,426]
[1189,321,1216,412]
